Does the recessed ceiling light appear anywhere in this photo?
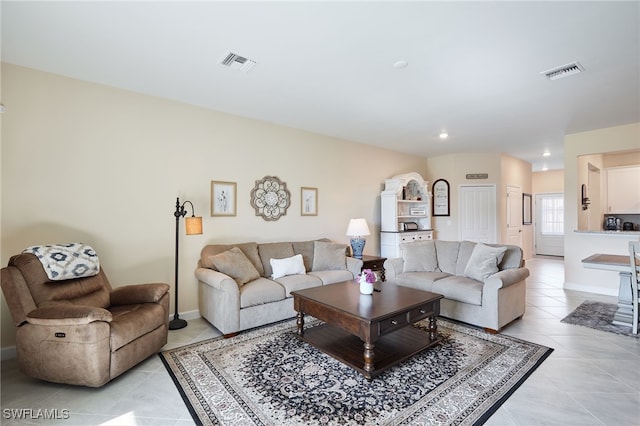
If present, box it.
[393,60,408,69]
[543,150,550,157]
[439,132,449,139]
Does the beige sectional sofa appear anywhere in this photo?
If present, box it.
[384,240,529,332]
[196,239,363,336]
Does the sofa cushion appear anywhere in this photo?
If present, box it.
[270,254,306,279]
[434,240,460,274]
[455,241,478,276]
[208,247,261,287]
[109,303,166,350]
[201,243,263,276]
[275,274,322,297]
[463,243,508,282]
[312,241,347,271]
[497,245,523,270]
[308,270,354,284]
[395,271,449,292]
[291,239,322,272]
[240,278,286,308]
[259,243,295,278]
[432,275,483,306]
[401,240,438,272]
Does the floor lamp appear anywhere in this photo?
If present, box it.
[170,197,203,330]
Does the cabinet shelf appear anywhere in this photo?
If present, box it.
[381,172,433,258]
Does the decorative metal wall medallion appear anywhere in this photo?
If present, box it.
[250,176,291,221]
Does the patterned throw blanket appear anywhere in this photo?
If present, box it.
[22,243,100,281]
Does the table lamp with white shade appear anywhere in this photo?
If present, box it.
[346,218,371,259]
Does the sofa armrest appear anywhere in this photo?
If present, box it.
[346,257,363,278]
[195,268,240,294]
[26,305,113,326]
[110,283,170,306]
[484,267,530,291]
[383,258,404,281]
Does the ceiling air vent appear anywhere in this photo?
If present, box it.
[219,52,256,73]
[540,61,584,80]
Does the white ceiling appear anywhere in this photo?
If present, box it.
[2,1,639,171]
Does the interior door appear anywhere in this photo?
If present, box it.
[535,193,564,256]
[459,185,497,243]
[506,185,523,247]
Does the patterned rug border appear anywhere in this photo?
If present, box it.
[561,300,639,338]
[159,318,553,426]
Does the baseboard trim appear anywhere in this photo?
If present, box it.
[1,345,17,361]
[564,281,618,297]
[169,309,201,322]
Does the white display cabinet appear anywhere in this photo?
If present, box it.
[380,172,433,258]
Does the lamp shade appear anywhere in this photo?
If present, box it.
[346,218,371,237]
[185,216,203,235]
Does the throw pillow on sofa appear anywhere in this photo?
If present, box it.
[463,243,508,282]
[401,240,438,272]
[270,254,306,279]
[258,242,295,278]
[312,241,347,271]
[209,247,261,287]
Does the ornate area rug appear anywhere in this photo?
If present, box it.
[159,318,552,426]
[561,300,639,338]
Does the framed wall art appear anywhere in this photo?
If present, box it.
[301,187,318,216]
[522,193,532,225]
[250,176,291,221]
[210,181,237,216]
[432,179,450,216]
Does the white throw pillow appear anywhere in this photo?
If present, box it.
[463,243,508,282]
[270,254,306,279]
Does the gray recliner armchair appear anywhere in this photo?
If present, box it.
[1,250,170,387]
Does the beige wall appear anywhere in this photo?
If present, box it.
[0,64,428,349]
[564,122,640,295]
[577,154,605,231]
[425,152,501,241]
[425,152,533,258]
[532,170,564,194]
[501,154,533,259]
[603,150,640,167]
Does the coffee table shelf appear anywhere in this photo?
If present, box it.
[292,281,443,380]
[299,322,440,379]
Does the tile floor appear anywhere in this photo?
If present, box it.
[1,257,639,425]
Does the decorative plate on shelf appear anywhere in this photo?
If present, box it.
[250,176,291,221]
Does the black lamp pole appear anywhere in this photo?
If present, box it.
[170,197,197,330]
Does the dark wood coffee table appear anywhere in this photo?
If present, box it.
[291,281,443,379]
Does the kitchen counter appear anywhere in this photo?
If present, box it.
[574,230,640,236]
